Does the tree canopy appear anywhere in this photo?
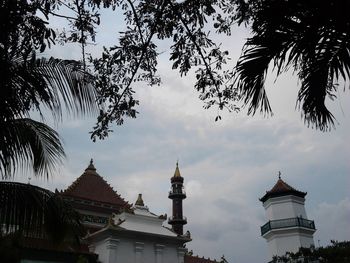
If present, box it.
[1,0,350,176]
[272,241,350,263]
[43,0,349,136]
[0,0,96,245]
[1,0,98,177]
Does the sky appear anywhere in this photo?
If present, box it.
[14,7,350,263]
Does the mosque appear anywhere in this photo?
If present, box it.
[56,160,220,263]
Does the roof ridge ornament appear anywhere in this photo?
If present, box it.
[86,158,96,171]
[278,171,281,179]
[135,193,145,206]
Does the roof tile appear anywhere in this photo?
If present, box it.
[61,161,130,209]
[260,177,306,202]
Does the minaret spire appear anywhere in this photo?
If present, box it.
[168,162,187,235]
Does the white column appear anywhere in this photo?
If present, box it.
[177,247,187,263]
[106,238,119,263]
[155,244,165,263]
[135,242,144,263]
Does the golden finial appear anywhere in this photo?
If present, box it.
[174,161,181,177]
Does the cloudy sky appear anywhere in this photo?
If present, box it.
[15,7,350,263]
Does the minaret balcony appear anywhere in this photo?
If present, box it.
[168,189,186,198]
[168,216,187,225]
[261,217,316,236]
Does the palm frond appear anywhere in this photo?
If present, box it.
[235,44,272,115]
[0,118,65,179]
[1,52,99,122]
[33,56,98,119]
[0,182,83,244]
[234,0,350,130]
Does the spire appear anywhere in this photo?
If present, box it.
[174,161,181,177]
[86,158,96,171]
[135,193,145,206]
[278,171,281,179]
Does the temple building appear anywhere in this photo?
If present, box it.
[260,174,316,260]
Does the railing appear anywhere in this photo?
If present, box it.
[168,187,186,197]
[261,217,315,236]
[168,216,187,223]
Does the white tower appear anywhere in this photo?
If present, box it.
[260,174,316,260]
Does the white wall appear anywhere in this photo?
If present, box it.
[264,195,307,220]
[266,230,314,258]
[93,236,185,263]
[262,195,315,260]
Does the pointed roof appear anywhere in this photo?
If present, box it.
[260,175,306,202]
[171,161,184,183]
[174,161,182,177]
[61,159,130,208]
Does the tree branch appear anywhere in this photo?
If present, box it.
[168,0,223,106]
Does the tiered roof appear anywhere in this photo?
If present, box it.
[61,159,131,210]
[260,175,306,202]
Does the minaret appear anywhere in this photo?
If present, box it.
[168,162,187,235]
[260,173,316,259]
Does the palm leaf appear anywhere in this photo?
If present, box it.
[33,56,98,119]
[0,118,65,179]
[5,53,99,121]
[234,0,350,130]
[0,181,83,244]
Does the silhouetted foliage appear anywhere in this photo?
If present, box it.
[231,0,350,131]
[0,0,98,178]
[272,241,350,263]
[0,182,84,247]
[2,0,350,177]
[88,0,238,140]
[84,0,350,134]
[0,0,95,245]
